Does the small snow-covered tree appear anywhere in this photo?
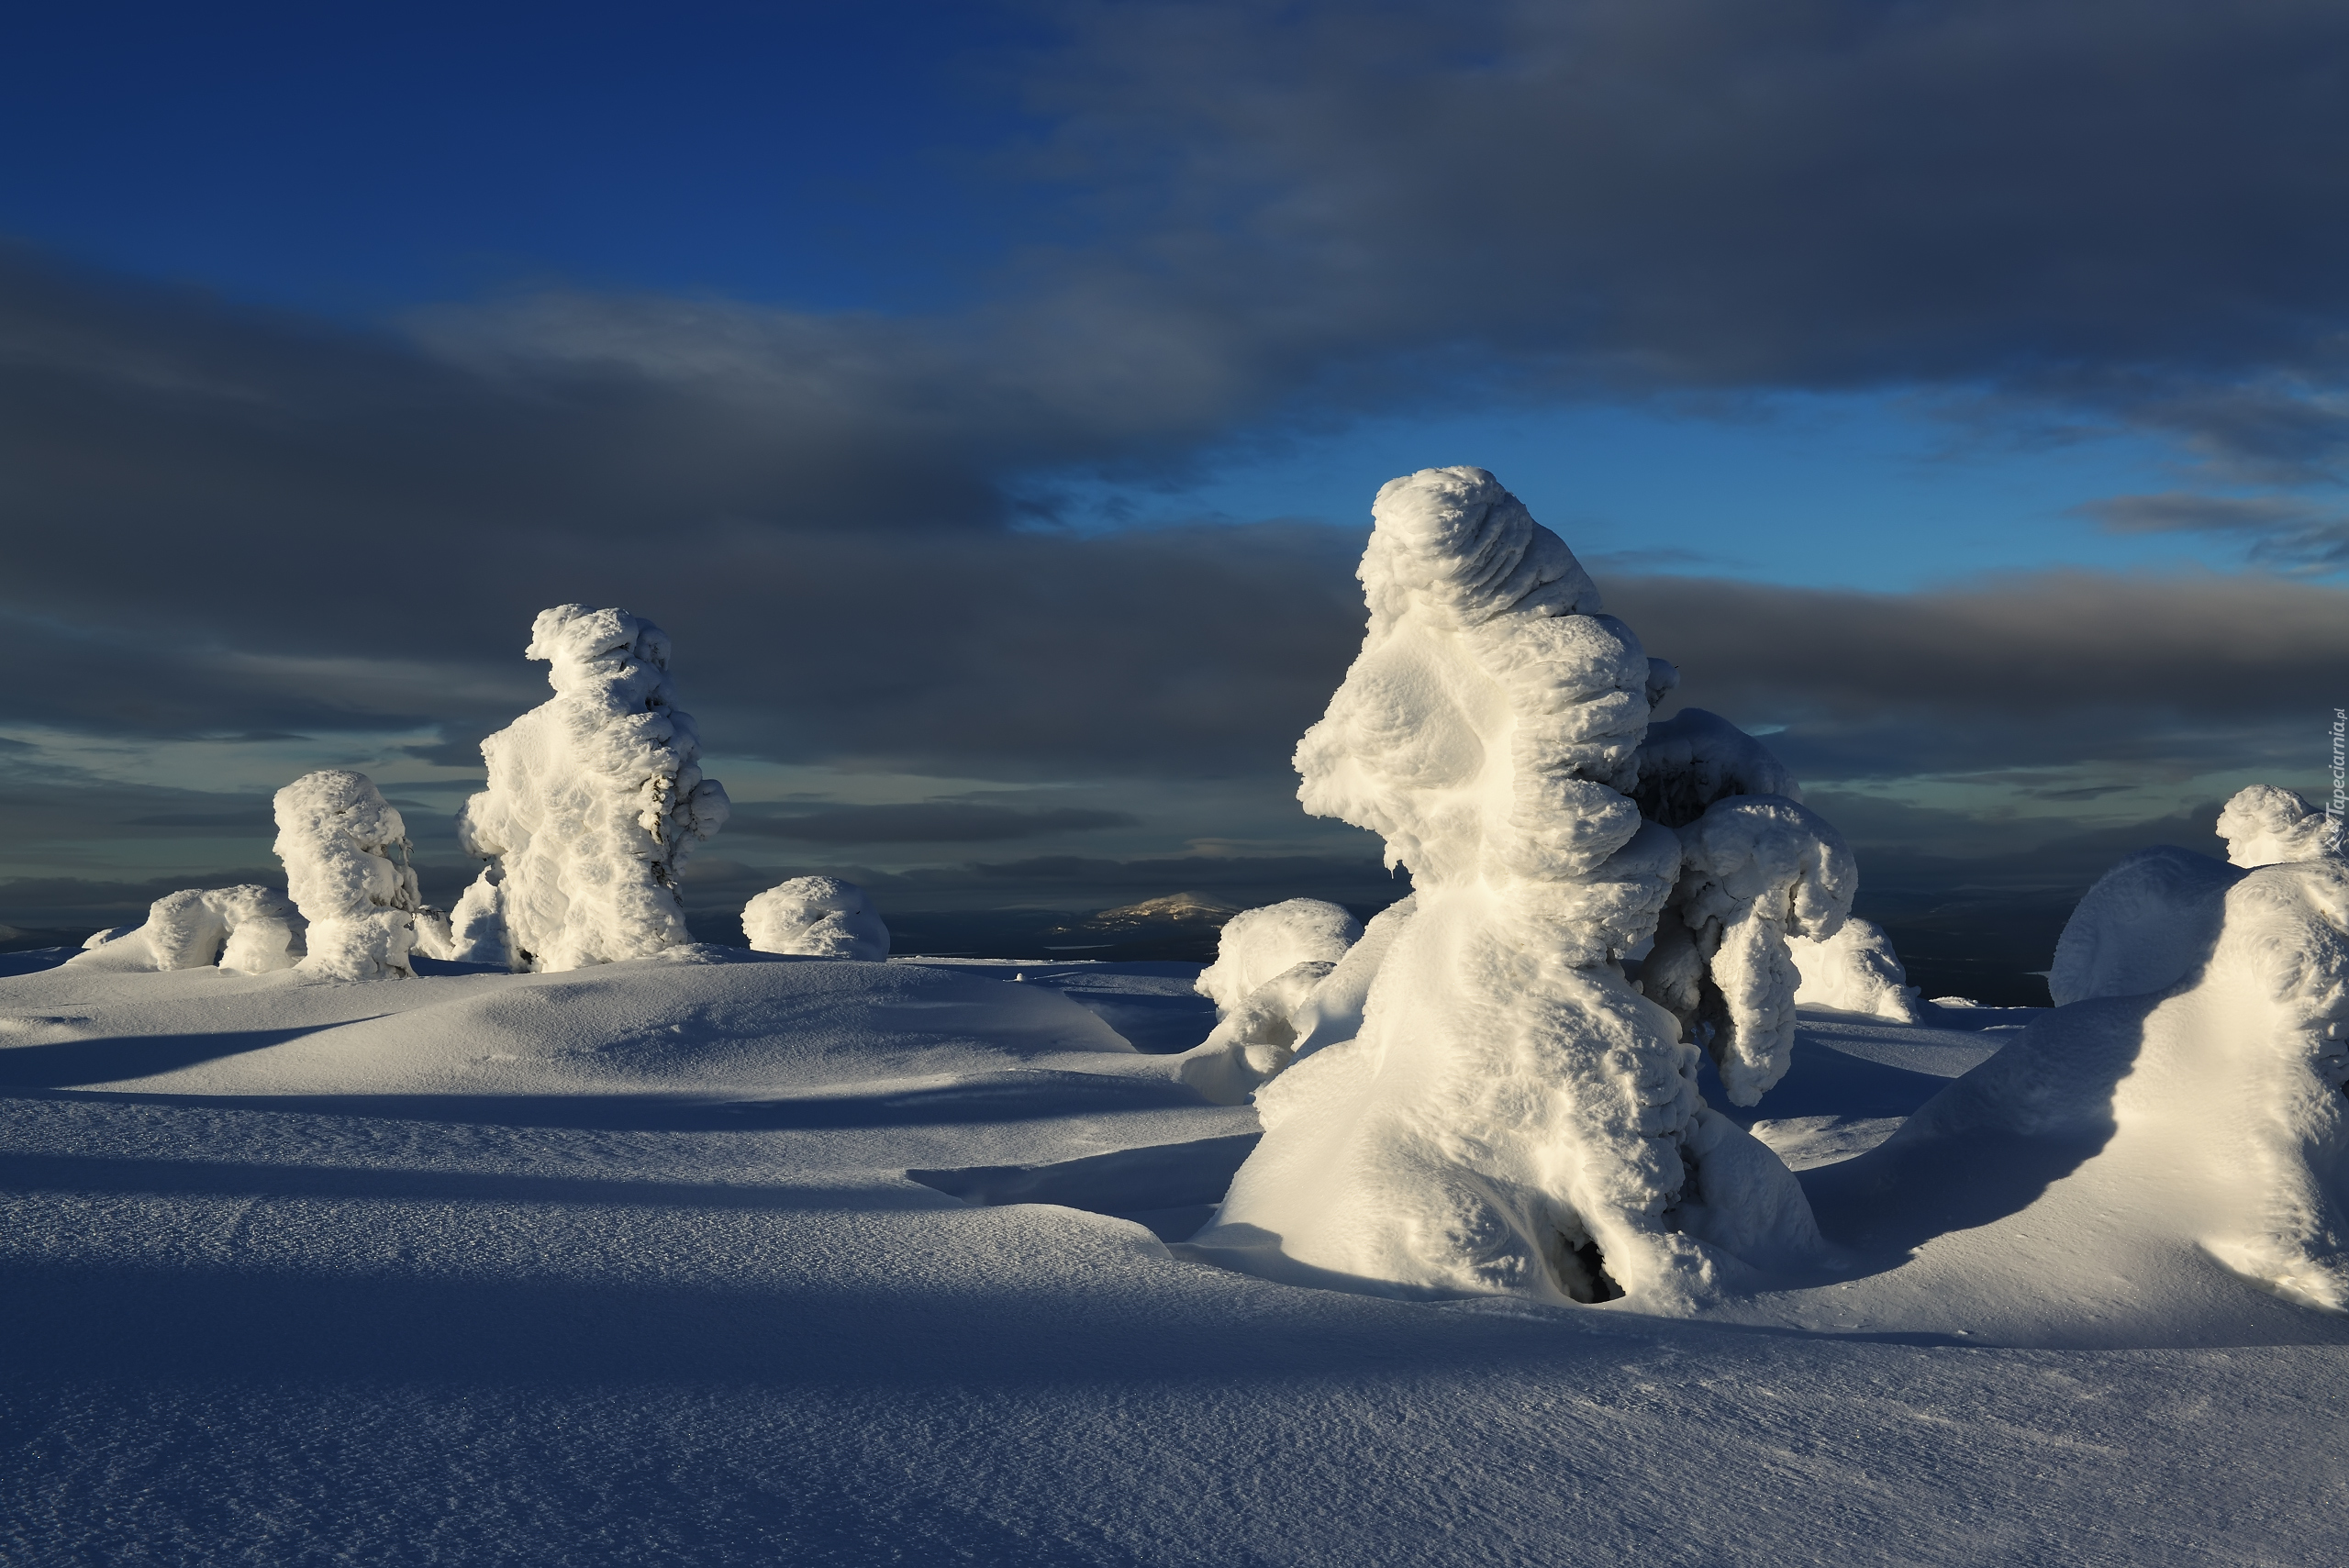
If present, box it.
[1179,899,1363,1104]
[456,606,729,972]
[273,769,431,980]
[742,876,889,960]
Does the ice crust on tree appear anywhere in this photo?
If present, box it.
[742,876,889,961]
[1177,898,1364,1106]
[455,606,729,973]
[273,770,435,980]
[1931,795,2349,1308]
[2217,784,2340,869]
[1190,467,1830,1307]
[70,885,305,974]
[1787,916,1922,1022]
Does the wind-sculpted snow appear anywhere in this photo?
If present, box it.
[273,770,434,980]
[1645,795,1857,1106]
[1193,467,1823,1307]
[1788,916,1921,1022]
[743,876,890,961]
[2218,784,2341,869]
[455,606,730,973]
[69,884,304,974]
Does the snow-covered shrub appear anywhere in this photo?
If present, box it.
[273,769,436,980]
[1176,900,1363,1103]
[2217,784,2339,869]
[71,885,305,973]
[1788,916,1921,1022]
[1195,898,1362,1015]
[455,606,729,972]
[1192,467,1827,1307]
[742,875,889,960]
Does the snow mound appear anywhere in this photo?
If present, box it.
[273,769,432,980]
[1193,467,1823,1308]
[1195,899,1362,1014]
[743,876,890,961]
[2048,845,2241,1007]
[1789,916,1922,1022]
[69,885,304,974]
[2218,784,2340,869]
[454,606,730,973]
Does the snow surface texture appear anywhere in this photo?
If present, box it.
[1787,916,1922,1022]
[273,770,432,980]
[455,606,730,973]
[2218,783,2341,869]
[742,876,890,961]
[68,885,304,975]
[12,951,2348,1565]
[1194,467,1830,1307]
[1177,899,1364,1104]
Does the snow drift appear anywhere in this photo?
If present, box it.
[1191,467,1838,1307]
[454,606,730,973]
[742,876,890,961]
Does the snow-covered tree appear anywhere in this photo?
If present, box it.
[1192,467,1830,1307]
[741,876,888,960]
[455,606,730,972]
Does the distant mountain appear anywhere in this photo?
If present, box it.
[1081,893,1243,929]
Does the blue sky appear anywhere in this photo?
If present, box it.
[5,1,2347,978]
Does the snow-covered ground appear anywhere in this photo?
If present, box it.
[4,948,2344,1565]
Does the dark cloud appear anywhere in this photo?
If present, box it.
[1027,0,2349,467]
[2075,491,2349,571]
[727,801,1141,844]
[1611,569,2349,784]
